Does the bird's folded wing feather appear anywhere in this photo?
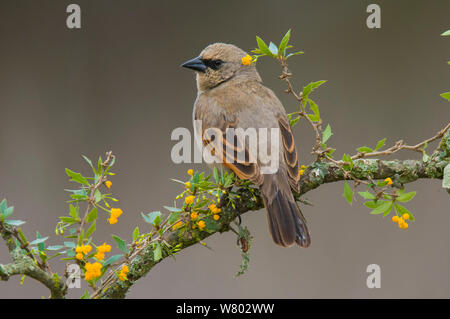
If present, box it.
[278,116,300,193]
[199,113,264,185]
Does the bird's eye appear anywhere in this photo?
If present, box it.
[213,60,223,68]
[203,59,224,70]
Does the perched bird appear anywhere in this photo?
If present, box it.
[181,43,311,247]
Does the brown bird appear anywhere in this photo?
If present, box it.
[182,43,311,247]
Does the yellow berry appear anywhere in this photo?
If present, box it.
[197,220,206,230]
[185,181,191,188]
[111,208,123,218]
[384,177,393,185]
[121,265,129,273]
[241,54,252,66]
[108,217,118,225]
[76,253,84,260]
[402,214,409,220]
[190,212,198,220]
[185,195,195,205]
[392,216,399,223]
[172,221,183,230]
[82,245,92,254]
[213,214,220,221]
[105,180,112,189]
[187,169,194,176]
[94,252,105,261]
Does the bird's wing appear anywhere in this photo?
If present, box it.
[194,98,263,186]
[277,114,300,193]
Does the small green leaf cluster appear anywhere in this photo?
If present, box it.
[251,29,304,63]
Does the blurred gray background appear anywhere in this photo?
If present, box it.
[0,0,449,298]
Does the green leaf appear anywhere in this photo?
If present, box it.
[0,199,7,215]
[112,235,128,254]
[46,245,63,251]
[81,290,90,299]
[163,206,183,213]
[302,80,327,101]
[375,138,386,151]
[65,168,89,186]
[255,36,272,56]
[364,200,383,209]
[69,204,79,220]
[85,221,96,238]
[64,241,76,248]
[370,201,393,215]
[102,254,123,267]
[396,191,416,202]
[422,151,430,162]
[441,30,450,36]
[443,164,450,189]
[97,156,102,174]
[358,191,376,200]
[141,211,162,226]
[341,153,354,170]
[278,29,291,56]
[322,124,333,143]
[440,92,450,101]
[132,227,140,242]
[213,167,219,183]
[268,42,278,56]
[168,211,181,224]
[3,205,13,219]
[86,207,97,223]
[153,242,162,261]
[357,146,373,153]
[286,51,304,59]
[30,237,48,246]
[59,216,77,223]
[395,203,415,221]
[82,155,93,168]
[94,189,102,203]
[5,220,25,226]
[306,99,321,122]
[343,181,354,205]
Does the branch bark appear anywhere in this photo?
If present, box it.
[93,126,450,299]
[0,223,66,299]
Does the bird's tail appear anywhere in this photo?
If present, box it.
[260,173,311,248]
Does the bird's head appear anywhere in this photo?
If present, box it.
[181,43,260,91]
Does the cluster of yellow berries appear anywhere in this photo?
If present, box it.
[118,265,129,281]
[94,242,112,261]
[108,208,123,225]
[209,203,221,221]
[84,262,102,281]
[197,220,206,230]
[190,211,198,220]
[185,195,195,205]
[392,214,410,229]
[241,54,252,66]
[172,221,183,230]
[298,165,307,176]
[75,244,92,260]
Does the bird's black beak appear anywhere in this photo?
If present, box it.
[181,56,207,73]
